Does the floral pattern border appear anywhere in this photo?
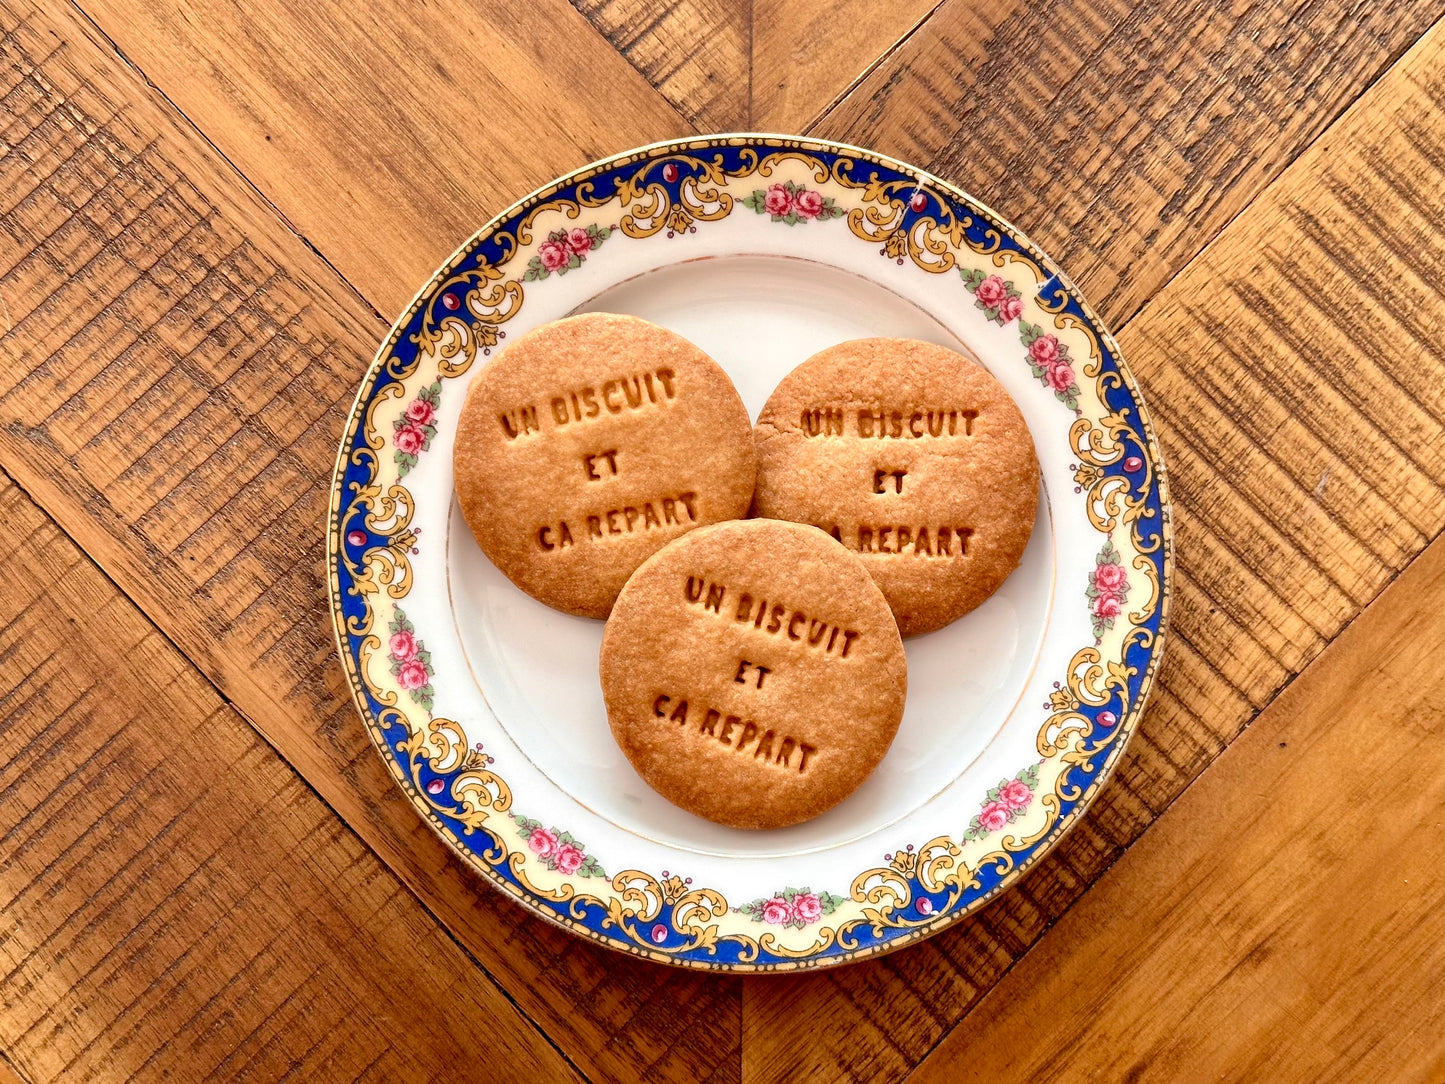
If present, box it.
[327,136,1172,971]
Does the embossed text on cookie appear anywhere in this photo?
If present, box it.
[583,448,620,479]
[500,367,677,439]
[534,492,697,550]
[683,576,860,657]
[820,524,974,556]
[651,694,817,772]
[734,660,771,688]
[798,407,979,438]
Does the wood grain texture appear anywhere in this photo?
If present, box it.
[571,0,748,129]
[572,0,945,134]
[751,0,939,131]
[0,5,739,1082]
[746,15,1445,1083]
[67,0,689,315]
[812,0,1443,328]
[909,524,1445,1083]
[5,0,1441,1077]
[0,474,581,1083]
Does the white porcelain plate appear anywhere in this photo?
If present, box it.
[328,135,1172,970]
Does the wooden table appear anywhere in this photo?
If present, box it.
[4,0,1445,1079]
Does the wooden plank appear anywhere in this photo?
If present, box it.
[751,0,939,131]
[0,6,740,1082]
[572,0,944,134]
[572,0,748,130]
[745,16,1445,1084]
[66,0,689,316]
[0,474,581,1083]
[906,520,1445,1082]
[812,0,1443,328]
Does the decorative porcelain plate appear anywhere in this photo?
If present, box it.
[328,135,1172,971]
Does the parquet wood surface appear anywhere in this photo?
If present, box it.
[4,0,1444,1079]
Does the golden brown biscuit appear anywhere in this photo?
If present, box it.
[753,338,1039,636]
[600,519,907,830]
[453,313,756,617]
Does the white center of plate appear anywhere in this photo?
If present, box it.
[446,255,1053,857]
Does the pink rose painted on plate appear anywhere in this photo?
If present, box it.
[394,422,425,456]
[1019,321,1082,412]
[960,268,1024,327]
[1088,538,1131,640]
[405,398,436,426]
[1091,593,1123,620]
[396,659,429,690]
[974,274,1008,306]
[388,630,417,661]
[386,609,435,711]
[1000,779,1033,810]
[792,893,823,923]
[538,240,569,272]
[744,180,843,225]
[1046,359,1076,392]
[554,843,585,874]
[1029,334,1060,365]
[978,800,1012,832]
[512,816,607,877]
[566,227,593,254]
[525,224,612,280]
[761,897,791,925]
[964,763,1042,841]
[794,189,825,218]
[393,381,441,478]
[740,887,847,928]
[1094,562,1127,592]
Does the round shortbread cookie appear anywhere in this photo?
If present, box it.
[600,519,907,830]
[753,338,1039,636]
[453,313,756,617]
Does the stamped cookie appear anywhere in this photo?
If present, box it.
[454,313,757,617]
[753,338,1039,636]
[600,519,907,830]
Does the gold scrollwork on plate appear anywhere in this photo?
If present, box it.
[337,477,416,609]
[409,260,524,380]
[579,870,730,957]
[852,864,913,930]
[573,151,755,241]
[1071,414,1155,535]
[756,927,839,959]
[391,712,513,834]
